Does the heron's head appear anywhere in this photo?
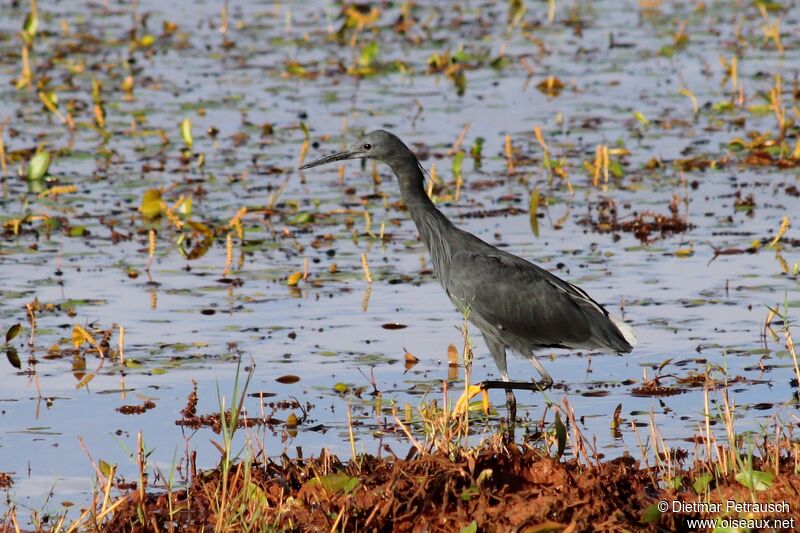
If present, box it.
[299,130,411,170]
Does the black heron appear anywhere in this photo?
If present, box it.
[300,130,636,422]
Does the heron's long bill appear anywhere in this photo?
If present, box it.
[299,151,355,170]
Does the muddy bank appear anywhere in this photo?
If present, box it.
[98,442,798,532]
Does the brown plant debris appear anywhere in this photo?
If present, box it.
[581,197,691,243]
[181,381,198,418]
[99,442,800,532]
[175,386,307,433]
[116,400,156,415]
[615,212,691,243]
[631,381,684,397]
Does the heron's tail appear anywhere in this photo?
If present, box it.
[610,314,637,350]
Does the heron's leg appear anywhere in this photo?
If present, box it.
[485,337,516,424]
[525,353,554,390]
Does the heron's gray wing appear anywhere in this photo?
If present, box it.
[446,249,594,347]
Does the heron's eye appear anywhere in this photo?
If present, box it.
[363,143,372,150]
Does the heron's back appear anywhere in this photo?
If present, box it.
[440,229,635,355]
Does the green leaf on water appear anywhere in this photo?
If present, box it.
[754,0,784,12]
[452,151,464,179]
[358,42,379,68]
[452,69,467,96]
[633,111,650,126]
[140,189,163,219]
[747,104,772,116]
[28,151,50,181]
[333,383,349,393]
[69,226,86,237]
[98,459,115,478]
[490,55,510,69]
[542,152,551,171]
[23,11,38,39]
[711,101,735,114]
[668,475,684,490]
[554,411,566,459]
[288,212,315,225]
[735,469,774,491]
[285,62,307,77]
[177,196,192,216]
[659,45,675,58]
[28,179,45,194]
[452,48,472,63]
[180,118,193,148]
[608,160,624,178]
[657,358,673,374]
[470,137,484,160]
[40,91,58,111]
[467,399,486,413]
[5,323,22,343]
[508,0,526,24]
[76,373,95,390]
[529,189,540,238]
[727,139,746,151]
[139,34,156,47]
[91,78,102,104]
[6,348,21,369]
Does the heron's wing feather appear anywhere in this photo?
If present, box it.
[447,249,598,347]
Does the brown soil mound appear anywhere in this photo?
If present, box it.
[101,443,800,532]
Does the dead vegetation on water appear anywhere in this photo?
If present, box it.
[580,195,693,244]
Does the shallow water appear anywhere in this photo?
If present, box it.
[0,0,798,521]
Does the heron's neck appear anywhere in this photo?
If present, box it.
[386,155,454,282]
